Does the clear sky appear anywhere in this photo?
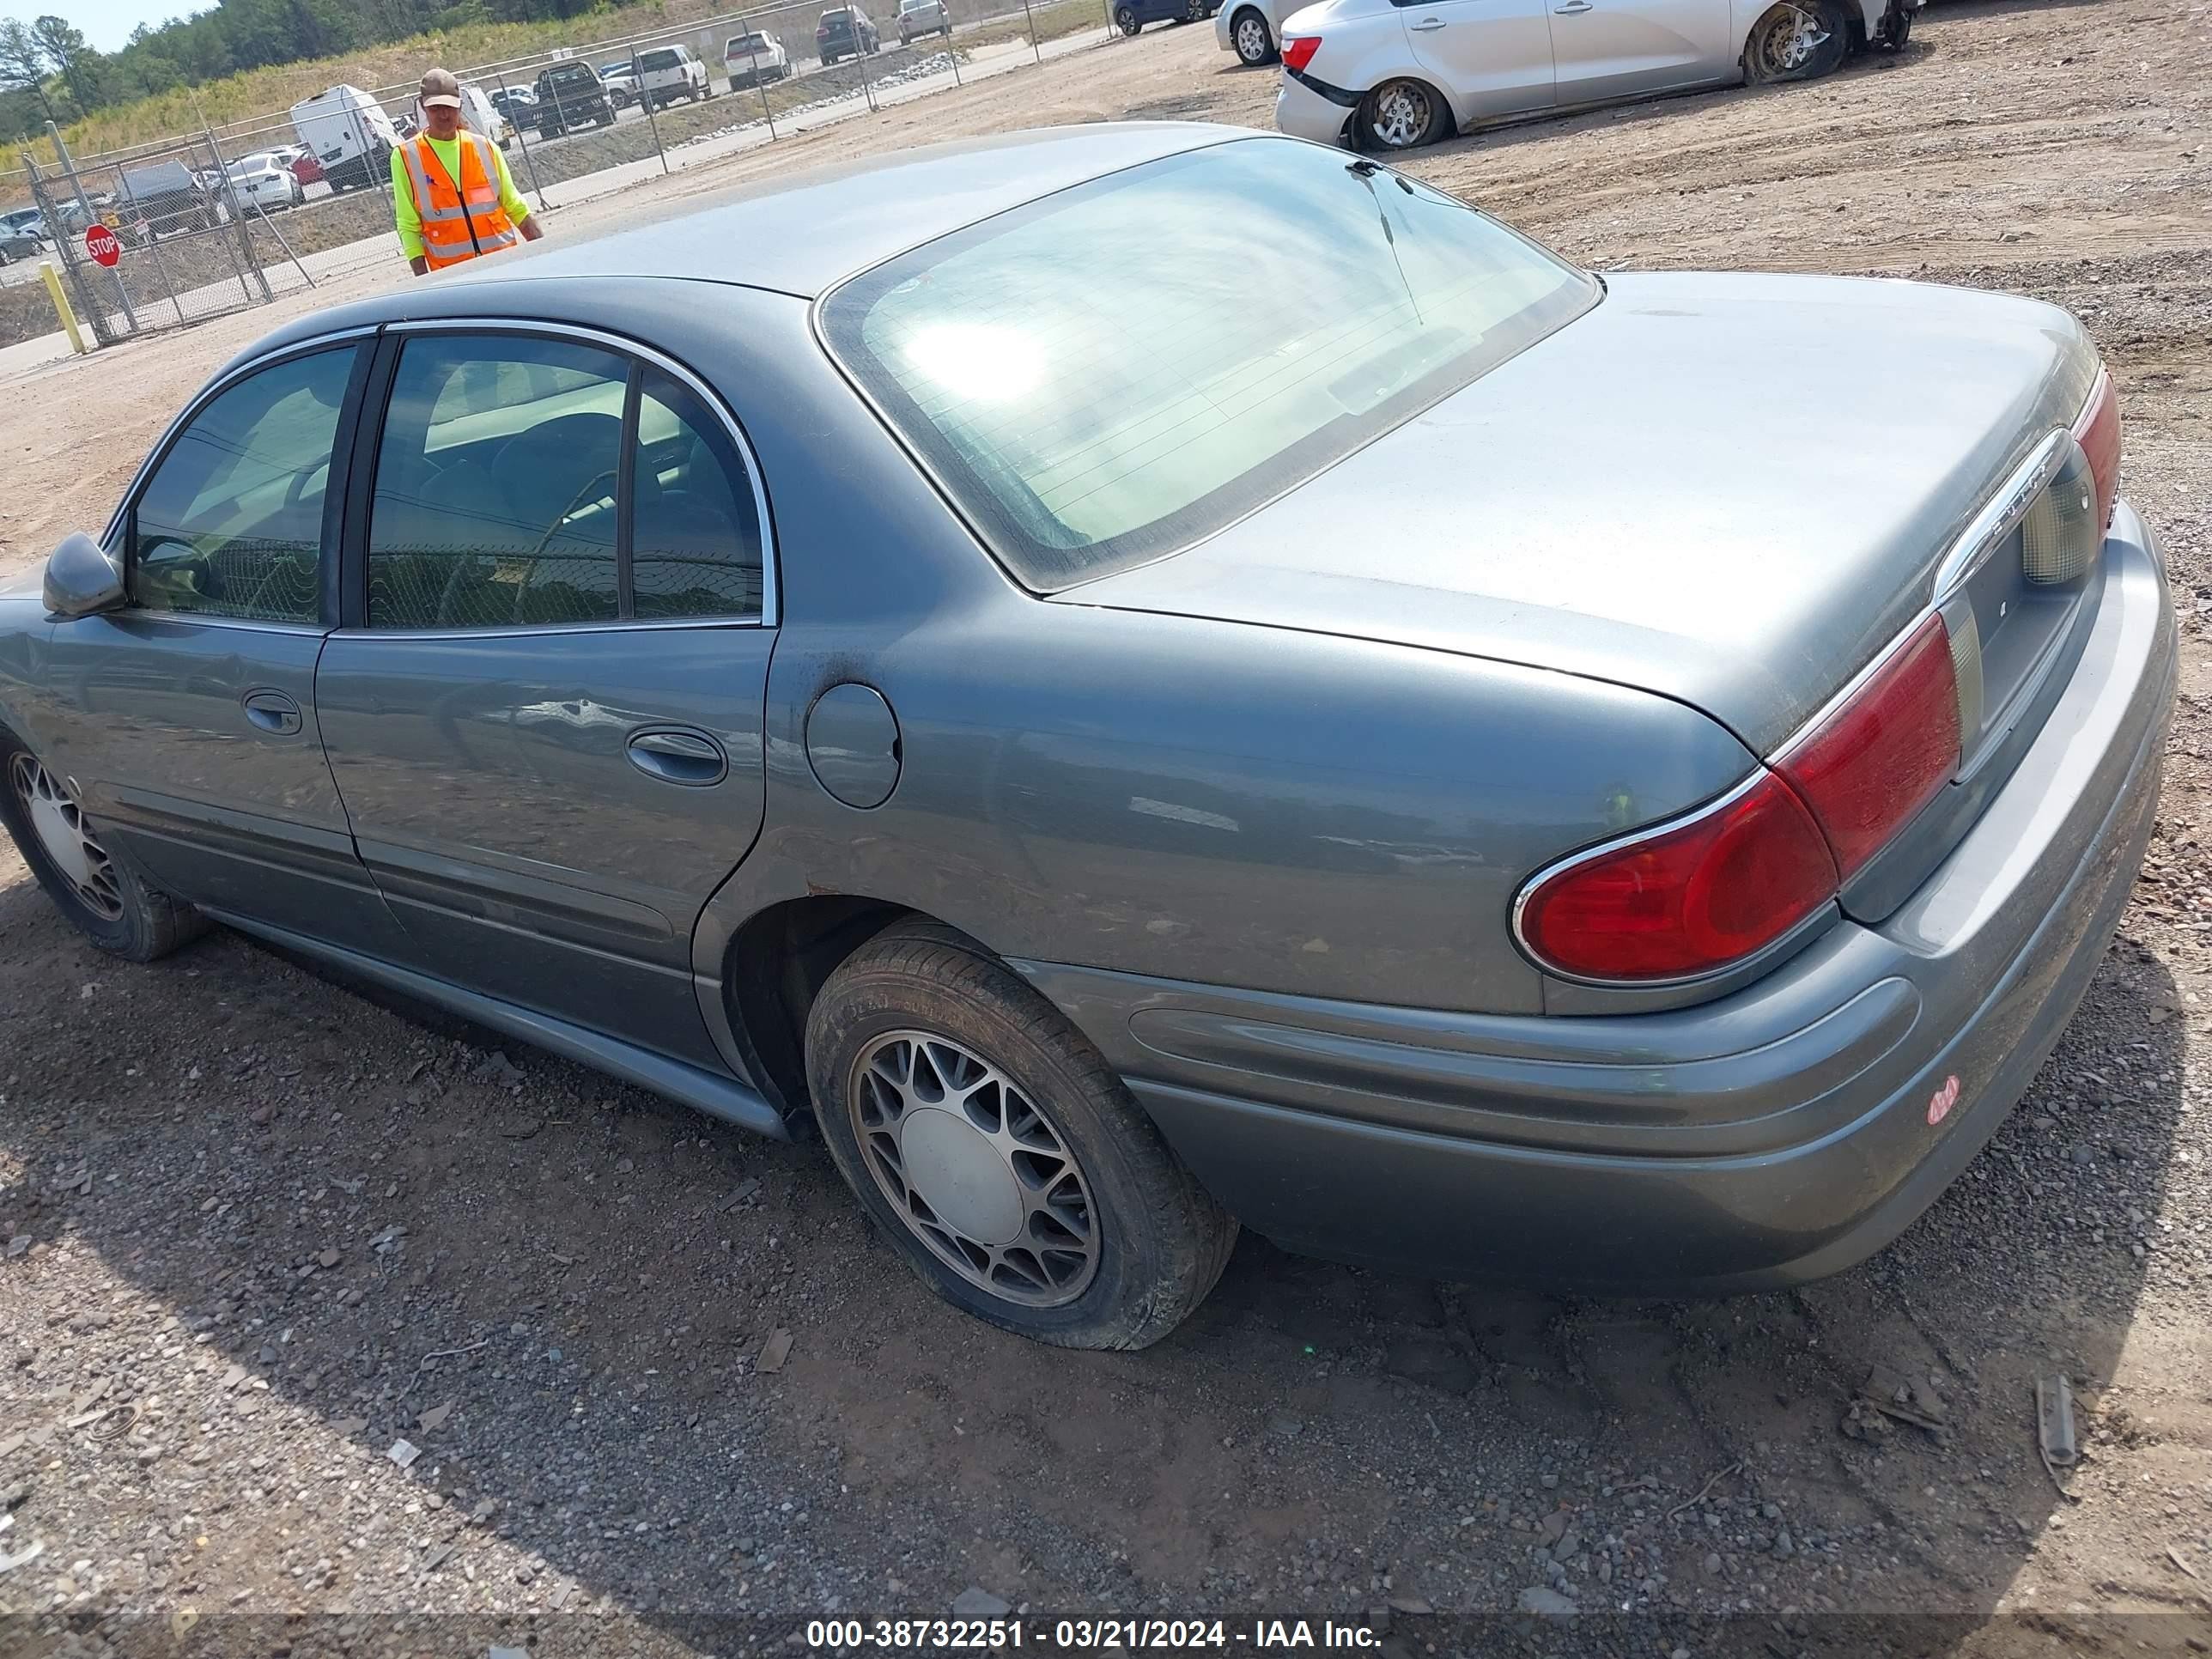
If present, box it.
[7,1,201,53]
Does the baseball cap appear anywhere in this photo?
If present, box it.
[419,68,463,108]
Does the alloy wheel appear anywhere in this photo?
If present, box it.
[1235,13,1270,60]
[10,754,124,921]
[848,1030,1102,1307]
[1369,80,1432,148]
[1752,3,1830,74]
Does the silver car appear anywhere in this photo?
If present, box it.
[0,128,2171,1350]
[1275,0,1920,149]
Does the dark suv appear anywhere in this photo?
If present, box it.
[532,60,617,137]
[815,6,880,64]
[114,160,220,246]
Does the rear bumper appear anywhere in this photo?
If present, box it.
[1275,70,1355,145]
[1015,501,2175,1290]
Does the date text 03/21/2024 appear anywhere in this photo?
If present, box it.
[804,1619,1382,1649]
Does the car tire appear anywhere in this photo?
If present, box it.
[1741,0,1848,82]
[805,920,1238,1350]
[1231,6,1275,63]
[1116,4,1141,30]
[0,732,208,963]
[1359,76,1448,149]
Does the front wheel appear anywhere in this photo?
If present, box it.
[805,921,1238,1349]
[1360,77,1446,149]
[1116,4,1141,31]
[1231,6,1275,64]
[0,737,207,962]
[1742,0,1848,82]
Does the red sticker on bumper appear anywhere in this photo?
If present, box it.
[1927,1073,1960,1126]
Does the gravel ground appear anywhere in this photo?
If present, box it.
[2,3,2210,1656]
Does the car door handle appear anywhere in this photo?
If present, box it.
[1408,15,1446,27]
[1553,3,1592,12]
[626,726,728,787]
[241,689,303,736]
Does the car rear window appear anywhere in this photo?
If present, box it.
[820,137,1599,591]
[641,49,681,69]
[730,34,769,49]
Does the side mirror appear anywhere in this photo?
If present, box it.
[44,532,125,620]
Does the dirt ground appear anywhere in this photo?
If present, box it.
[3,2,2211,1655]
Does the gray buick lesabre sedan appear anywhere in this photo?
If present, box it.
[0,126,2173,1349]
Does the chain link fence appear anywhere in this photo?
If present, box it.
[3,0,1121,352]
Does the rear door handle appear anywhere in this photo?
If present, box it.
[1408,15,1446,26]
[626,726,728,787]
[241,689,302,736]
[1553,3,1592,12]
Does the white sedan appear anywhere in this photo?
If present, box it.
[1218,0,1286,64]
[226,155,305,210]
[1274,0,1917,149]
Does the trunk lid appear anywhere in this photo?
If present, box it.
[1054,270,2100,757]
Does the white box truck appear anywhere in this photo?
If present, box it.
[290,85,401,194]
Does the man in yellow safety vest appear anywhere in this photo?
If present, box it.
[392,68,545,276]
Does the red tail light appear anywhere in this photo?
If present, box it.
[1281,33,1322,71]
[1517,615,1962,983]
[2073,368,2120,532]
[1516,773,1837,982]
[1775,614,1960,882]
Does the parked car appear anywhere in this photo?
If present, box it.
[489,85,539,122]
[1112,0,1214,33]
[897,0,952,43]
[532,59,617,136]
[1217,0,1283,64]
[598,60,641,107]
[0,223,40,264]
[1,127,2167,1352]
[290,84,401,191]
[226,153,305,212]
[637,45,712,107]
[112,160,222,244]
[453,82,515,147]
[724,30,793,88]
[1276,0,1918,149]
[0,205,44,248]
[815,5,880,63]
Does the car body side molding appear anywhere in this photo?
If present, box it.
[206,908,790,1140]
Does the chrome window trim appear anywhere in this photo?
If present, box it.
[1930,427,2072,602]
[96,614,330,639]
[334,617,765,643]
[98,325,380,554]
[379,316,781,629]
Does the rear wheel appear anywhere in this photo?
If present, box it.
[1231,7,1275,63]
[1116,5,1141,32]
[1360,77,1446,149]
[805,921,1237,1349]
[1742,0,1848,81]
[0,736,206,962]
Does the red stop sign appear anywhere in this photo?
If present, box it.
[84,223,120,267]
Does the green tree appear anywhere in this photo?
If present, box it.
[0,18,56,127]
[29,15,104,114]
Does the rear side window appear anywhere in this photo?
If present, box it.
[131,344,361,624]
[366,333,764,630]
[821,137,1598,590]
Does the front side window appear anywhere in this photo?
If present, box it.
[822,137,1600,590]
[367,334,763,629]
[132,343,361,624]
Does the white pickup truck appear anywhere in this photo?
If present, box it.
[636,45,712,109]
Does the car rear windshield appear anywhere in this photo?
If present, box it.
[820,137,1600,590]
[730,33,769,49]
[641,49,682,68]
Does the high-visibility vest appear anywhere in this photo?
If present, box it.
[400,131,519,270]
